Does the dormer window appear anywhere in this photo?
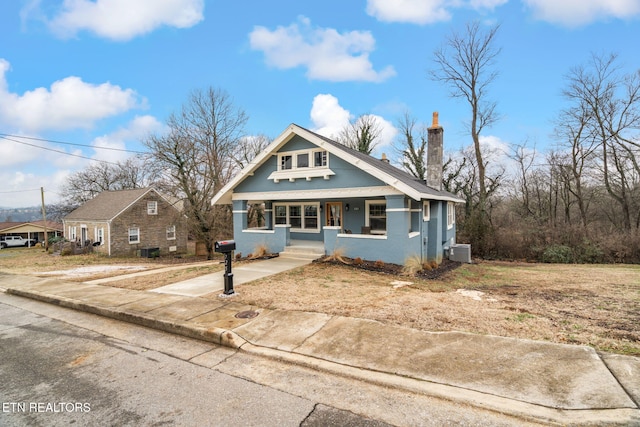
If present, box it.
[270,149,334,182]
[297,153,309,168]
[277,149,327,171]
[281,155,292,170]
[314,151,327,167]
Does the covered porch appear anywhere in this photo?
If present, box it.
[232,195,447,265]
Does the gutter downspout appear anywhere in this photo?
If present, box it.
[107,220,112,257]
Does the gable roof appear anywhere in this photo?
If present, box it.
[0,220,63,233]
[64,188,174,222]
[212,123,464,204]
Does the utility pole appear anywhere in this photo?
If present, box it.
[40,187,48,251]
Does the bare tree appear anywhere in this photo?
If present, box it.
[396,112,428,180]
[232,134,271,168]
[430,21,501,212]
[145,87,248,259]
[60,156,154,205]
[563,53,640,230]
[339,114,383,154]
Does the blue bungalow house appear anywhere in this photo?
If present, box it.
[211,114,466,265]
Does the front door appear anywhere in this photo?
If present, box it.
[325,202,343,231]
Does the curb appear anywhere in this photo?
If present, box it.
[4,287,640,427]
[5,288,246,349]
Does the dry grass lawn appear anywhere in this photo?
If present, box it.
[1,247,638,356]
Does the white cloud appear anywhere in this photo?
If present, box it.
[310,94,352,138]
[0,115,161,208]
[309,94,397,157]
[523,0,640,26]
[249,16,396,82]
[45,0,204,41]
[366,0,452,24]
[0,59,141,133]
[366,0,508,24]
[90,115,163,164]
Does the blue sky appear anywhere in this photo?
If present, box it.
[1,0,639,208]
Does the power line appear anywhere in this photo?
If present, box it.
[0,188,42,194]
[0,133,148,154]
[0,135,120,165]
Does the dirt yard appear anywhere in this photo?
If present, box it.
[1,247,638,356]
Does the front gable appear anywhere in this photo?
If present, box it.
[233,135,388,197]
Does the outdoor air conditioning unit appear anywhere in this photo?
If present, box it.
[449,244,472,263]
[140,247,160,258]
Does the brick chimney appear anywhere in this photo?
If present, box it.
[426,112,443,191]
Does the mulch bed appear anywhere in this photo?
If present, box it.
[315,256,461,279]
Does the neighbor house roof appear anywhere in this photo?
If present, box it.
[64,188,173,222]
[212,123,464,205]
[0,220,63,234]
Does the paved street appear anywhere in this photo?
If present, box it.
[0,293,540,426]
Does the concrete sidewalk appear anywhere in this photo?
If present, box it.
[1,272,639,426]
[149,255,315,297]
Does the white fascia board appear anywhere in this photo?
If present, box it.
[418,193,466,203]
[292,126,426,201]
[232,186,403,201]
[212,125,300,205]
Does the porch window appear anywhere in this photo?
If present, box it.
[275,205,287,225]
[366,201,387,234]
[289,205,302,228]
[166,225,176,240]
[273,203,321,232]
[128,227,140,244]
[304,205,318,228]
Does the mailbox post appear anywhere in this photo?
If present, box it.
[214,240,236,295]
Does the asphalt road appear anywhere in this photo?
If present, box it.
[0,292,539,426]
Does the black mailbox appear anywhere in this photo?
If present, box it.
[214,240,236,253]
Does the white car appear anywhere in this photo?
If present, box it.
[0,236,37,249]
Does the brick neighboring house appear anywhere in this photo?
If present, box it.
[63,188,187,257]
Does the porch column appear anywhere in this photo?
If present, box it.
[232,200,248,236]
[385,195,410,238]
[264,201,273,229]
[384,195,419,264]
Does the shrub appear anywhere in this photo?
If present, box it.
[402,255,423,275]
[325,247,350,264]
[249,244,268,259]
[353,257,363,265]
[575,241,604,264]
[541,245,574,263]
[373,260,385,269]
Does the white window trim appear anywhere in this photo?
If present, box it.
[447,202,455,229]
[273,202,321,233]
[269,149,333,182]
[166,225,176,240]
[365,200,387,235]
[95,227,105,245]
[423,201,431,221]
[147,201,158,215]
[128,227,140,244]
[69,226,77,241]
